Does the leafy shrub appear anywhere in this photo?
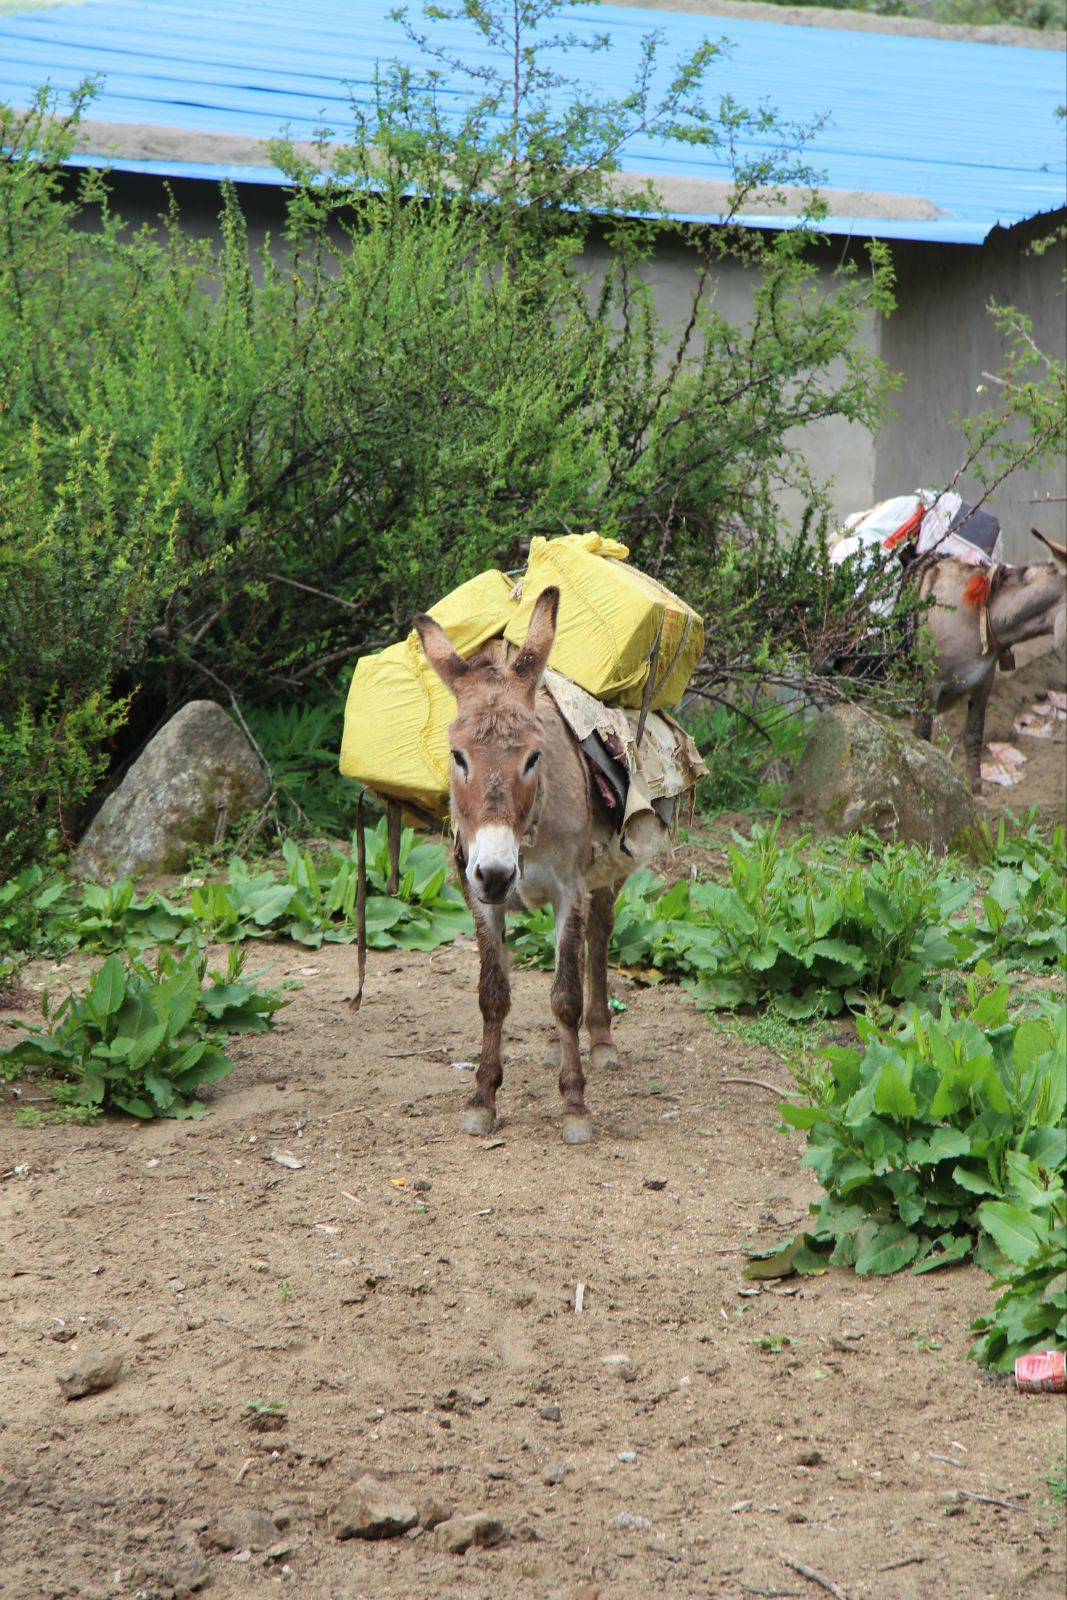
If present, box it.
[0,864,78,997]
[0,819,471,960]
[970,1180,1067,1371]
[1,16,901,861]
[0,426,181,864]
[242,700,358,840]
[610,825,969,1013]
[0,943,287,1119]
[964,822,1066,969]
[778,983,1066,1276]
[679,699,811,814]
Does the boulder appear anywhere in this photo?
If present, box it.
[432,1512,505,1554]
[55,1348,123,1400]
[784,703,978,851]
[76,700,268,882]
[332,1477,419,1540]
[202,1508,280,1552]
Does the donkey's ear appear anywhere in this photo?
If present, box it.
[1032,529,1067,572]
[413,614,469,692]
[511,585,559,695]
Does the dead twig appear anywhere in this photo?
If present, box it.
[381,1047,448,1060]
[781,1555,850,1600]
[878,1556,933,1573]
[722,1076,794,1097]
[958,1489,1027,1512]
[234,1457,254,1484]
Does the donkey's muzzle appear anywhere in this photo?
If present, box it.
[472,862,517,904]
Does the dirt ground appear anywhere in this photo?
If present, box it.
[1,653,1064,1600]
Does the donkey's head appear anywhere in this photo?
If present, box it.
[414,587,559,905]
[1031,530,1067,657]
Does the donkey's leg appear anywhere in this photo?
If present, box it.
[915,709,933,743]
[963,667,996,797]
[463,898,509,1137]
[585,882,622,1071]
[552,895,591,1144]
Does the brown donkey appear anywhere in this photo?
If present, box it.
[916,530,1067,793]
[414,586,668,1144]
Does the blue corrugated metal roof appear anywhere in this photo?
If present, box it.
[0,0,1063,244]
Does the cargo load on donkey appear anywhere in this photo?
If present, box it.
[339,532,706,843]
[826,488,1067,794]
[338,535,708,1140]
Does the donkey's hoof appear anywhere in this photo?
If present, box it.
[461,1105,496,1137]
[589,1042,620,1071]
[562,1114,593,1145]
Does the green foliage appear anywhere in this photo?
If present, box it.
[969,1180,1067,1371]
[242,700,356,839]
[778,983,1066,1283]
[0,7,902,860]
[612,825,970,1014]
[0,863,77,994]
[0,819,471,961]
[0,943,287,1119]
[508,824,1065,1007]
[679,699,811,814]
[963,822,1066,969]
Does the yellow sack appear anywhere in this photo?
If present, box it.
[503,533,703,710]
[338,569,515,816]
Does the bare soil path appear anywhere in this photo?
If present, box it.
[0,652,1063,1600]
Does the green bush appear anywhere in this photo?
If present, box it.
[0,942,287,1119]
[779,984,1066,1276]
[680,698,811,814]
[0,424,182,862]
[0,17,900,862]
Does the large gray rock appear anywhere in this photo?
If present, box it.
[76,700,268,882]
[784,703,978,851]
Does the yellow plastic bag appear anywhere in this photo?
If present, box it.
[503,533,703,709]
[339,569,515,815]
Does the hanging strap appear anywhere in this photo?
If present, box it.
[348,792,367,1013]
[635,615,665,750]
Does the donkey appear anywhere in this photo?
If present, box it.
[915,530,1067,794]
[414,586,667,1144]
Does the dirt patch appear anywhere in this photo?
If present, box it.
[2,934,1065,1599]
[0,653,1064,1600]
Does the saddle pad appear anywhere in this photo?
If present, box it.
[543,669,707,855]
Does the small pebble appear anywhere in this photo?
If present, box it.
[615,1510,652,1531]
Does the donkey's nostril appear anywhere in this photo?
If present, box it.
[473,863,515,903]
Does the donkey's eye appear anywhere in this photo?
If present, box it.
[451,749,469,778]
[522,750,541,778]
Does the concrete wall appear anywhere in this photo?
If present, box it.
[874,213,1067,562]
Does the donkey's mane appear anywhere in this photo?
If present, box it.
[461,695,541,748]
[454,659,543,748]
